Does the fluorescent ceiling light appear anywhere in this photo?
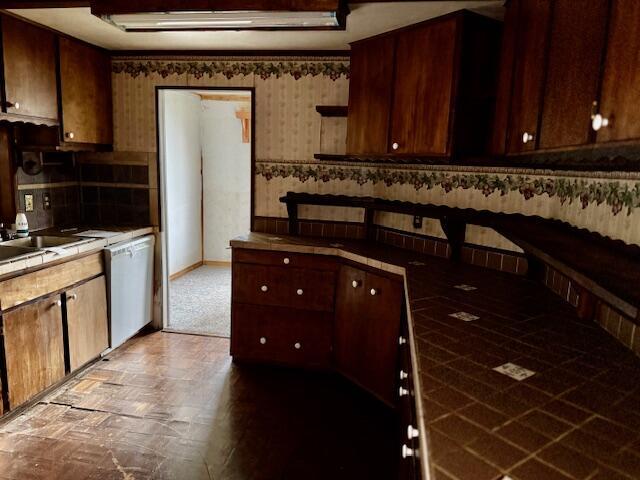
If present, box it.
[104,11,340,31]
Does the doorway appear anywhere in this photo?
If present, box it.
[157,87,253,336]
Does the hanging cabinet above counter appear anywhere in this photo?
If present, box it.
[491,0,640,158]
[0,13,112,149]
[345,10,502,159]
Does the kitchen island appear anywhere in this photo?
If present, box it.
[231,232,640,480]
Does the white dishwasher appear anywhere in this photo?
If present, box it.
[104,235,155,349]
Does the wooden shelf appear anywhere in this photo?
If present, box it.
[0,112,58,128]
[315,106,348,117]
[280,192,640,318]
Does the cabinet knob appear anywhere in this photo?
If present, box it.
[283,257,290,264]
[51,299,62,308]
[399,336,407,345]
[391,142,399,150]
[296,288,303,296]
[521,131,534,144]
[407,425,419,439]
[68,293,77,301]
[401,444,414,458]
[260,285,268,292]
[65,132,75,140]
[591,113,609,131]
[399,370,408,380]
[294,342,301,350]
[351,280,361,288]
[6,101,19,110]
[399,386,409,397]
[370,288,377,296]
[259,337,267,344]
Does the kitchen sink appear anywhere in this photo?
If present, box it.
[1,235,81,249]
[0,245,39,262]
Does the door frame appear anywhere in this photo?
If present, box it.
[155,86,256,331]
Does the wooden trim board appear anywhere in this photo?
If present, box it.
[169,261,203,281]
[203,260,231,267]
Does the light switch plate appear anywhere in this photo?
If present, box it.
[24,194,34,212]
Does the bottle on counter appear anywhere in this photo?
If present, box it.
[15,212,29,238]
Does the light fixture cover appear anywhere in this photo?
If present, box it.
[103,10,340,31]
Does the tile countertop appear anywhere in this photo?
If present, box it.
[231,233,640,480]
[0,226,154,279]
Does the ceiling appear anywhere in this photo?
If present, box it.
[8,1,504,51]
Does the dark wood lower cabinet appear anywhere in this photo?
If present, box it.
[335,265,403,405]
[66,276,109,372]
[232,248,415,476]
[3,295,65,409]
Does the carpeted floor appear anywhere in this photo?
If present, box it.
[169,265,231,336]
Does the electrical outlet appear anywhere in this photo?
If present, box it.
[413,215,423,229]
[43,192,51,210]
[24,194,34,212]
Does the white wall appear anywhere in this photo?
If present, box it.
[163,90,203,276]
[201,98,252,262]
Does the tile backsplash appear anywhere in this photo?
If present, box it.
[16,156,80,231]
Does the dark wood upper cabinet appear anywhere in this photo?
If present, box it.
[346,36,395,155]
[506,0,552,153]
[538,0,609,150]
[346,10,501,158]
[596,0,640,144]
[390,17,457,155]
[0,15,58,121]
[59,37,113,145]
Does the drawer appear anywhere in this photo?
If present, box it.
[233,263,336,312]
[231,303,333,368]
[234,249,338,271]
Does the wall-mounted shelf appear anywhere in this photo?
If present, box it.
[315,106,348,117]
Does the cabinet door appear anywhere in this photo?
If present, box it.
[346,36,395,154]
[596,0,640,143]
[538,0,608,149]
[3,295,65,408]
[1,15,58,120]
[335,265,402,405]
[360,271,403,405]
[334,265,367,381]
[59,37,113,145]
[66,276,109,372]
[488,0,519,155]
[390,17,458,155]
[506,0,552,153]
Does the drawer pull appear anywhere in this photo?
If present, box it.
[370,288,377,296]
[283,257,290,264]
[351,280,361,288]
[260,285,268,292]
[392,142,400,150]
[401,444,414,458]
[296,289,303,296]
[407,425,419,439]
[521,131,534,144]
[399,386,409,397]
[399,336,407,345]
[51,299,62,308]
[67,293,77,301]
[294,342,301,350]
[399,370,408,380]
[259,337,267,345]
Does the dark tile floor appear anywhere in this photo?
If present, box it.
[0,332,398,480]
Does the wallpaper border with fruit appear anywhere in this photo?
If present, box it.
[255,162,640,216]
